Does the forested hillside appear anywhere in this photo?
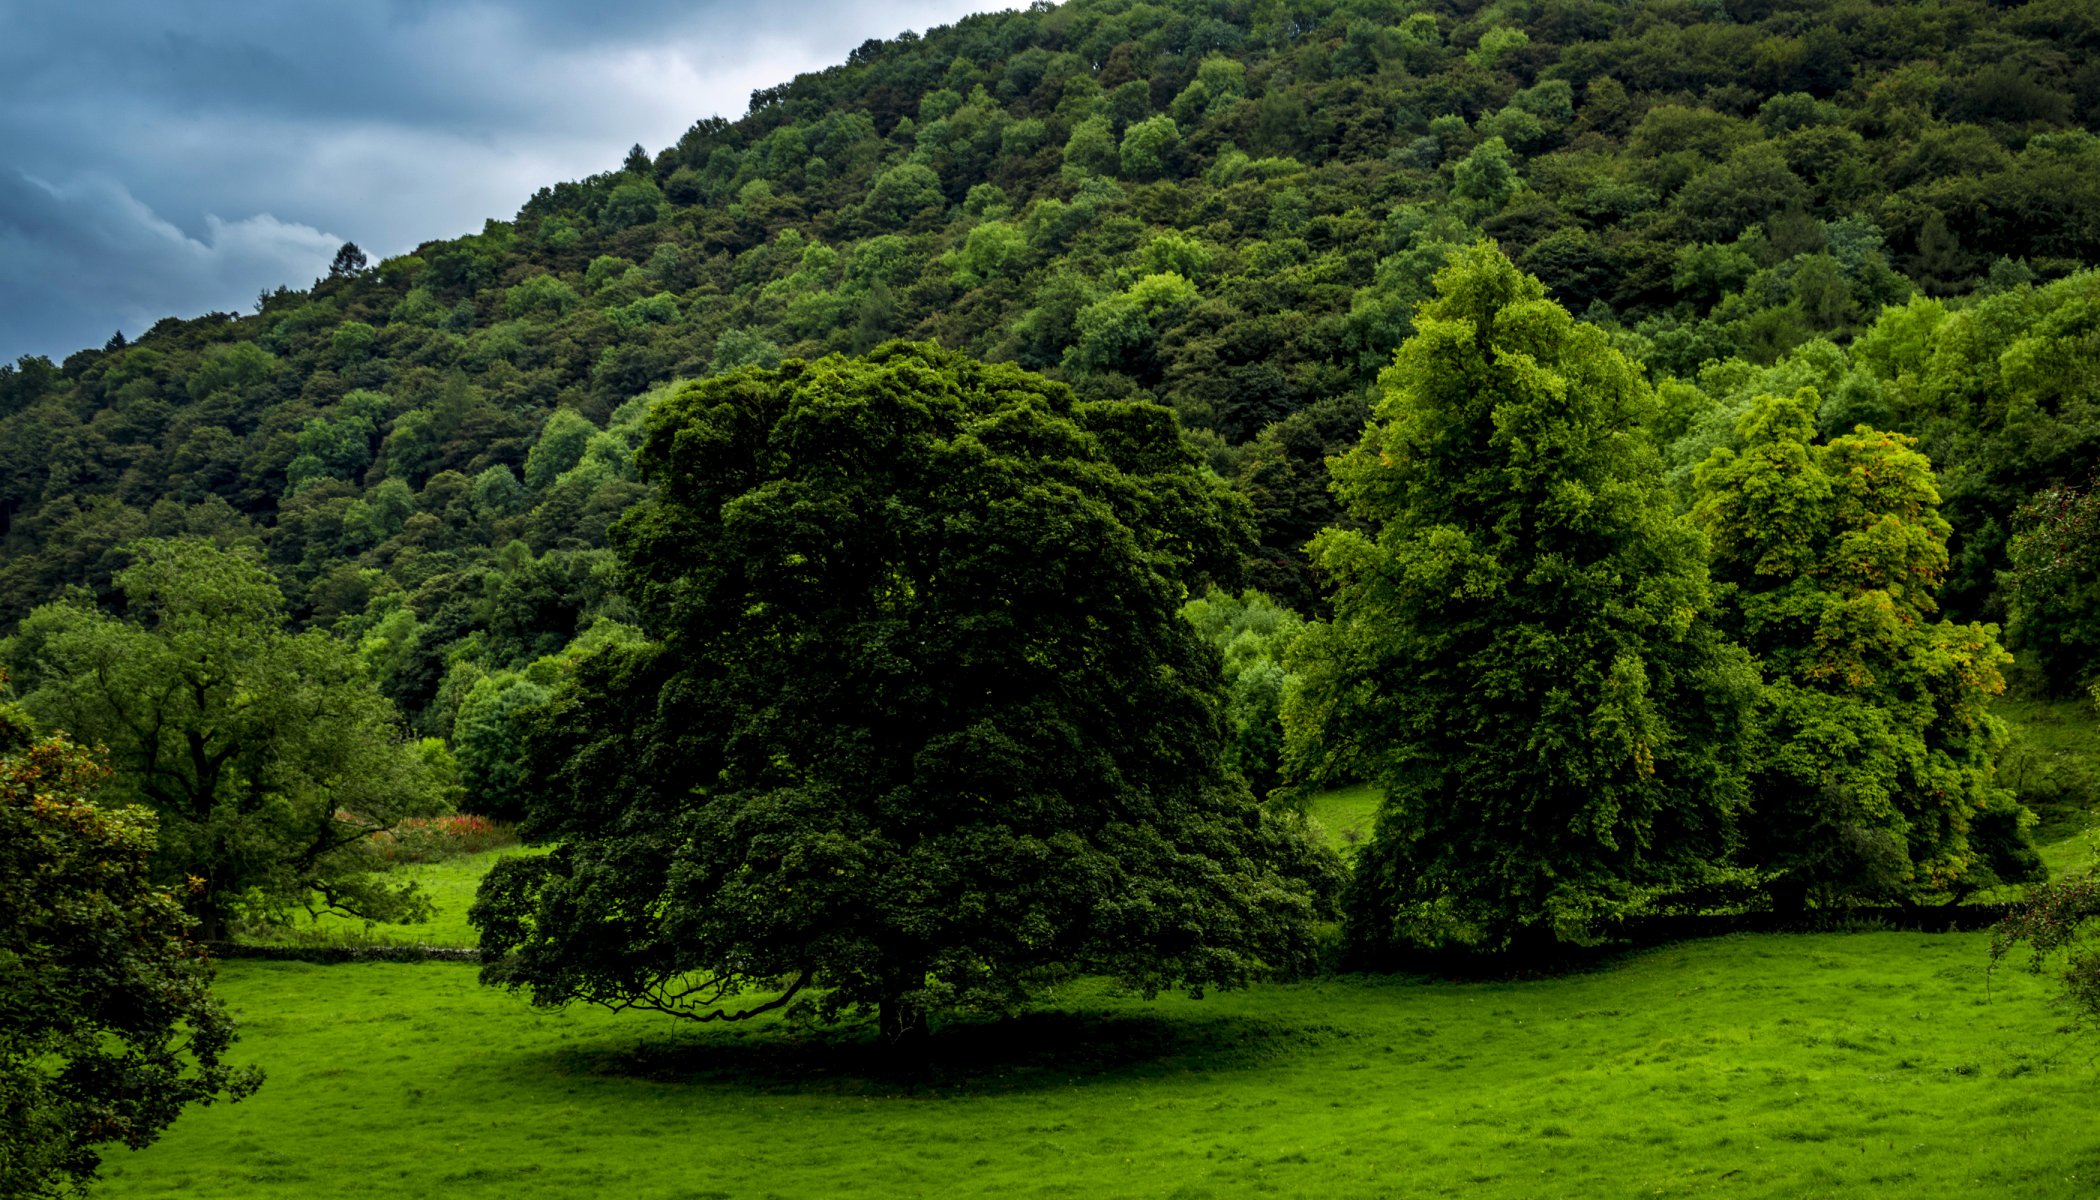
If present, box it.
[4,0,2098,785]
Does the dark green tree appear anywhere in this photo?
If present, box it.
[1288,244,1759,954]
[472,343,1337,1045]
[2003,484,2100,696]
[0,682,260,1196]
[327,241,369,279]
[452,670,552,822]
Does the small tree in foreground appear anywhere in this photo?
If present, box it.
[472,343,1340,1045]
[1289,243,1759,954]
[0,685,259,1197]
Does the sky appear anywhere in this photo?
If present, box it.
[0,0,1018,366]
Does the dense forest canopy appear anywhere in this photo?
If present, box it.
[3,0,2099,813]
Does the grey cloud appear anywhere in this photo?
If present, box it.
[0,171,339,359]
[1,0,1013,363]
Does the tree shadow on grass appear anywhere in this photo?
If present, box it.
[544,1007,1348,1097]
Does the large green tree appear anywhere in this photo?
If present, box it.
[0,683,259,1197]
[1289,244,1759,954]
[3,540,447,939]
[472,343,1338,1044]
[1690,390,2037,904]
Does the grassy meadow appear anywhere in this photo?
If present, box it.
[101,934,2098,1199]
[243,847,546,949]
[1998,696,2100,882]
[97,696,2098,1198]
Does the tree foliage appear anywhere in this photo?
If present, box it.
[1290,245,1758,953]
[1690,390,2036,904]
[2,540,447,938]
[1993,867,2100,1024]
[1181,587,1305,801]
[6,0,2100,734]
[0,682,259,1197]
[2003,483,2100,695]
[472,343,1339,1041]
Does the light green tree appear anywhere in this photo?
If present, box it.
[1182,588,1305,800]
[862,163,946,230]
[1289,244,1758,953]
[1120,114,1182,181]
[1452,136,1522,212]
[2,540,447,938]
[1062,115,1119,175]
[1690,389,2038,905]
[1065,272,1199,378]
[524,408,599,491]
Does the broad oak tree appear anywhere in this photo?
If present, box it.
[1289,243,1758,953]
[1691,389,2037,904]
[471,342,1339,1046]
[3,539,448,938]
[0,683,259,1196]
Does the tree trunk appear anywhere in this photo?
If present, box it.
[193,877,229,944]
[878,960,930,1065]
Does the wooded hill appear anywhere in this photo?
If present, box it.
[3,0,2098,765]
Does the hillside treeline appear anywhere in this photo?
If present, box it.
[2,0,2098,782]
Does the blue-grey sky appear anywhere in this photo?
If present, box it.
[0,0,1015,365]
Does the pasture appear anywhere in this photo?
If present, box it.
[101,932,2096,1199]
[98,700,2100,1199]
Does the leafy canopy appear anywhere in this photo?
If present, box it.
[472,343,1339,1040]
[0,684,260,1197]
[1290,243,1758,953]
[2,540,448,939]
[1691,390,2036,903]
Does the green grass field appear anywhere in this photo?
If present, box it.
[243,847,545,949]
[99,934,2098,1199]
[123,698,2090,1198]
[1998,695,2100,881]
[1306,782,1378,855]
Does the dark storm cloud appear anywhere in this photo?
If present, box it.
[0,169,338,356]
[0,0,1012,364]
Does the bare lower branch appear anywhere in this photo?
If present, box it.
[588,969,814,1023]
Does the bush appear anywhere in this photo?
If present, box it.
[373,814,518,864]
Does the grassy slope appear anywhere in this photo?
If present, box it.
[102,934,2096,1200]
[1997,696,2100,881]
[244,848,546,949]
[1306,783,1378,854]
